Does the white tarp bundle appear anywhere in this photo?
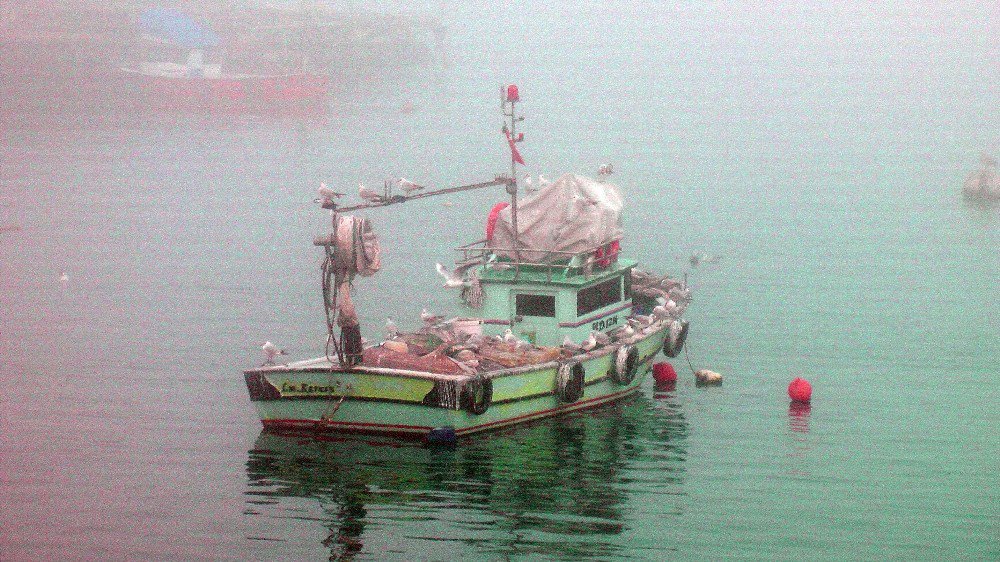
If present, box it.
[489,173,623,263]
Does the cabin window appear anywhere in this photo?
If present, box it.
[577,277,622,316]
[516,294,556,317]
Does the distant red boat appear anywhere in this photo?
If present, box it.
[121,62,330,111]
[120,8,329,112]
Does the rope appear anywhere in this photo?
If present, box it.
[683,337,698,376]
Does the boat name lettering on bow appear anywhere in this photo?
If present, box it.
[280,381,342,395]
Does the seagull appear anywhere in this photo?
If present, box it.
[597,163,613,179]
[523,175,536,193]
[592,330,610,346]
[619,324,635,338]
[633,314,655,326]
[385,317,398,337]
[358,183,381,202]
[562,335,583,353]
[538,174,550,187]
[485,253,511,271]
[421,308,443,326]
[653,300,677,318]
[261,341,288,366]
[502,328,518,345]
[435,262,474,288]
[398,178,425,194]
[580,332,597,351]
[318,182,344,200]
[669,287,691,303]
[59,271,69,285]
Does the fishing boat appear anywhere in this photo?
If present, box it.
[243,86,691,440]
[962,153,1000,201]
[120,8,329,110]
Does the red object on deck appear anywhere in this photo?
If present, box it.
[506,84,520,102]
[788,377,813,403]
[594,240,620,268]
[653,362,678,384]
[486,202,510,241]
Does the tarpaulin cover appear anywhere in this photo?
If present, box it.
[140,8,220,49]
[488,173,623,263]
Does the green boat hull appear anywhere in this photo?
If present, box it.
[245,324,670,439]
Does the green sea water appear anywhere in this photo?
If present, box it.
[1,1,997,559]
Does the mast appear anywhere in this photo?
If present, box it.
[501,84,523,262]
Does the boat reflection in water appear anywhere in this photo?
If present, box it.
[244,393,688,560]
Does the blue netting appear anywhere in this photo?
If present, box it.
[139,8,220,49]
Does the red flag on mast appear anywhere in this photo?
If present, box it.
[502,124,525,165]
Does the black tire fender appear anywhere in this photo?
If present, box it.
[556,362,585,403]
[611,345,640,385]
[663,320,690,358]
[461,377,493,415]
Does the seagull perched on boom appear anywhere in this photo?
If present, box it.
[398,178,425,194]
[580,332,598,351]
[358,183,382,202]
[318,183,344,200]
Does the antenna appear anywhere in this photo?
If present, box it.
[501,84,524,262]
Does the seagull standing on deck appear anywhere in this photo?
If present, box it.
[562,335,583,354]
[592,330,610,346]
[421,308,443,326]
[502,328,519,345]
[358,183,381,202]
[261,341,288,366]
[398,178,425,195]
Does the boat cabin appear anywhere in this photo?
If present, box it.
[466,254,636,347]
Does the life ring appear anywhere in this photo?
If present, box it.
[663,320,689,358]
[611,345,640,385]
[485,202,510,242]
[461,378,493,415]
[556,362,585,403]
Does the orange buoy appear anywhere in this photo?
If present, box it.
[652,362,677,385]
[787,377,812,403]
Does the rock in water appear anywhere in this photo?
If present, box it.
[695,369,723,386]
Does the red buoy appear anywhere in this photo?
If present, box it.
[653,362,678,385]
[787,377,812,403]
